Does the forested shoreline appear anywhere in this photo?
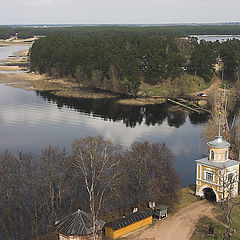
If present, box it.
[30,34,185,95]
[0,137,180,240]
[29,33,240,96]
[2,25,240,97]
[1,24,240,39]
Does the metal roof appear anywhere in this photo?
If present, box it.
[55,209,105,236]
[156,204,169,211]
[105,209,153,231]
[154,205,169,217]
[207,136,230,149]
[196,157,240,169]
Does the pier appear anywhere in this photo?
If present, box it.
[167,98,210,114]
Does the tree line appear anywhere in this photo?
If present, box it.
[29,31,240,97]
[30,34,185,95]
[30,33,240,92]
[2,24,240,39]
[0,136,180,240]
[187,37,240,83]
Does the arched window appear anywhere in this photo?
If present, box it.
[210,150,215,160]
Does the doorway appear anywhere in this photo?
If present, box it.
[203,188,216,202]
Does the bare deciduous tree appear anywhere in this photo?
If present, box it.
[121,141,180,208]
[218,172,240,240]
[0,151,17,240]
[40,146,68,229]
[24,152,42,237]
[72,136,122,240]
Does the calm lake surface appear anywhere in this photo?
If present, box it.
[0,45,211,186]
[190,35,240,42]
[0,45,30,60]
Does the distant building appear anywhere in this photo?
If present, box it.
[195,115,239,202]
[55,209,105,240]
[104,209,153,239]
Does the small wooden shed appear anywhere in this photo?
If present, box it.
[105,209,153,239]
[153,205,169,220]
[55,209,105,240]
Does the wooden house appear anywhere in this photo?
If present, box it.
[55,209,105,240]
[104,209,153,239]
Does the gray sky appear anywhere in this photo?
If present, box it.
[1,0,240,25]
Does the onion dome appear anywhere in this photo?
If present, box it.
[207,135,230,149]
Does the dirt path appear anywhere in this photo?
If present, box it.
[127,200,214,240]
[191,75,222,97]
[205,77,222,95]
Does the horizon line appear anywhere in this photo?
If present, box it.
[1,22,240,27]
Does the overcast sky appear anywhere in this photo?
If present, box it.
[1,0,240,25]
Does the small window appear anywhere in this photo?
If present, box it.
[228,173,234,182]
[206,172,213,182]
[210,150,215,160]
[225,151,228,160]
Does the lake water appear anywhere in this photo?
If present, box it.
[0,45,211,187]
[0,45,30,60]
[190,35,240,42]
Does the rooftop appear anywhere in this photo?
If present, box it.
[156,204,169,211]
[105,209,153,231]
[207,135,230,149]
[55,209,105,236]
[196,157,239,169]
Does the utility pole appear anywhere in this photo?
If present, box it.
[221,65,224,81]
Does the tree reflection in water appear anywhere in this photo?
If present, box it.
[36,91,209,128]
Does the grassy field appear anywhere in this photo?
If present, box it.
[191,197,240,240]
[191,217,226,240]
[231,204,240,239]
[172,184,198,213]
[139,74,210,97]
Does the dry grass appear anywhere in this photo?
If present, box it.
[0,71,117,99]
[0,68,210,105]
[0,66,21,71]
[172,185,198,213]
[116,97,166,106]
[0,42,31,46]
[0,72,44,83]
[55,89,116,99]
